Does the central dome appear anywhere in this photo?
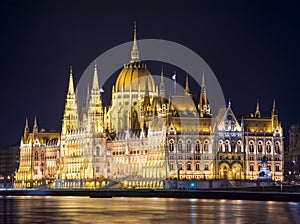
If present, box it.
[115,61,155,92]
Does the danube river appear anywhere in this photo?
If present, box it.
[1,196,299,223]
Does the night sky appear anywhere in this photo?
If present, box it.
[0,1,299,147]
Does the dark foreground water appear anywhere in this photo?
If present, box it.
[1,196,300,223]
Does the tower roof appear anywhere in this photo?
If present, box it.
[68,66,75,95]
[115,22,155,93]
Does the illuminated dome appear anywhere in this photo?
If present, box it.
[114,22,155,93]
[115,61,155,92]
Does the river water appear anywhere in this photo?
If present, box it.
[0,196,299,223]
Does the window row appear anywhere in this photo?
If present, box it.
[168,142,209,152]
[169,163,209,171]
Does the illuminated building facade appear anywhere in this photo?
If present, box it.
[15,118,60,188]
[16,24,284,188]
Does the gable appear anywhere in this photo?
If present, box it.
[216,107,242,132]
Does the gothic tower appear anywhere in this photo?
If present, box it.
[61,66,79,135]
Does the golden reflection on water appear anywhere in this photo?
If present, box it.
[0,196,299,223]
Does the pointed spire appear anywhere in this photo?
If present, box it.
[185,74,190,95]
[130,21,140,63]
[25,117,29,129]
[272,99,277,115]
[201,71,206,89]
[68,66,75,95]
[228,98,231,107]
[255,100,261,118]
[23,118,29,141]
[33,116,38,137]
[34,116,38,129]
[159,66,166,99]
[92,62,100,91]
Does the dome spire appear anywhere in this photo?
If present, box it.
[185,74,190,95]
[68,66,75,95]
[92,61,99,91]
[130,21,140,63]
[255,100,261,118]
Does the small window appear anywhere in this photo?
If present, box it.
[258,142,263,153]
[178,141,182,151]
[169,141,174,152]
[196,163,200,171]
[186,141,191,152]
[249,142,254,153]
[204,163,209,171]
[187,163,192,171]
[203,140,209,152]
[250,165,254,172]
[195,142,200,152]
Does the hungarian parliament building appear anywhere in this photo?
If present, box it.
[15,26,284,189]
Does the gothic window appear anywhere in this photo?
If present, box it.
[258,142,263,153]
[170,163,174,170]
[250,164,254,172]
[204,163,209,171]
[41,152,45,161]
[169,140,174,152]
[225,141,229,152]
[203,140,209,152]
[186,141,191,152]
[196,163,200,171]
[249,141,254,153]
[266,142,271,153]
[268,165,271,171]
[275,165,280,172]
[237,140,242,152]
[34,151,38,160]
[195,155,201,160]
[231,141,236,152]
[178,140,183,152]
[218,140,223,152]
[187,163,192,171]
[275,142,280,154]
[178,163,183,170]
[195,141,201,153]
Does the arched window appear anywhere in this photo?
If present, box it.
[196,163,200,171]
[204,163,209,171]
[169,163,174,170]
[178,140,183,152]
[34,151,38,160]
[266,142,272,153]
[258,141,263,153]
[231,141,236,153]
[169,140,174,152]
[275,164,280,172]
[249,141,254,153]
[187,163,192,171]
[203,140,209,152]
[250,164,254,172]
[275,142,280,154]
[225,140,230,152]
[237,140,243,152]
[186,141,191,152]
[195,141,201,153]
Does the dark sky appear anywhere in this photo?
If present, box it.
[0,1,299,147]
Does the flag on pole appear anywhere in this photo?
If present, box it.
[172,71,177,94]
[172,73,176,80]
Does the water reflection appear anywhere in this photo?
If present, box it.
[0,196,299,223]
